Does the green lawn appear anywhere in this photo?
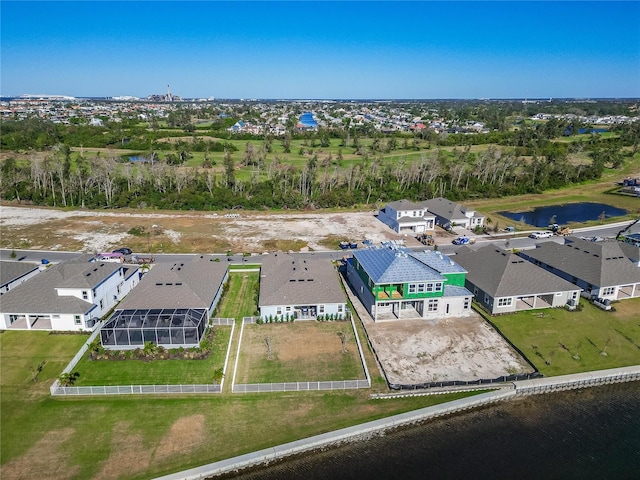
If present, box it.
[215,272,259,319]
[73,326,231,386]
[0,330,479,480]
[488,298,640,376]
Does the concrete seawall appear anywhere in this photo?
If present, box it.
[154,365,640,480]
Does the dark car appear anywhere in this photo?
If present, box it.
[112,247,132,256]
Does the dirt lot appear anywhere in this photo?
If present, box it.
[363,314,534,385]
[0,205,417,253]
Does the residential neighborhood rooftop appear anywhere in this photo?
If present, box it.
[258,253,344,307]
[455,245,580,297]
[521,237,640,287]
[115,255,227,310]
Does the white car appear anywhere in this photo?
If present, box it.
[529,231,553,239]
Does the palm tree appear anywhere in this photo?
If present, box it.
[212,367,224,385]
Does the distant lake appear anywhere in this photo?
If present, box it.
[499,202,628,227]
[299,112,318,127]
[127,156,150,163]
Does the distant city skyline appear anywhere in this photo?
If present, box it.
[1,1,639,99]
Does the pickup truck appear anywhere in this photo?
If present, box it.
[529,231,554,239]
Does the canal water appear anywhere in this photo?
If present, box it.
[223,382,640,479]
[499,202,628,227]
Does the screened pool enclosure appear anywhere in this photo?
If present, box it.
[100,308,208,349]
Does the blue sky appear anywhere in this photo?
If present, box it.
[1,1,639,99]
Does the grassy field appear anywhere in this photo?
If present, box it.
[215,272,259,319]
[235,322,364,383]
[72,326,231,386]
[488,298,640,376]
[0,330,479,480]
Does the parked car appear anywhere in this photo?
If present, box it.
[112,247,132,255]
[529,231,553,239]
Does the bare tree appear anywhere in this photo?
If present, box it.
[337,329,352,354]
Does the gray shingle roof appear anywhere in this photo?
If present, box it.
[353,247,465,284]
[116,255,227,310]
[420,197,469,221]
[386,199,425,211]
[0,261,39,287]
[519,237,640,288]
[455,245,579,297]
[0,260,118,314]
[258,253,345,307]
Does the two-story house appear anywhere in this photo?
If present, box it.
[0,257,139,331]
[377,199,436,234]
[346,245,473,321]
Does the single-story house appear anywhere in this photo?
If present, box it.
[1,260,40,295]
[377,199,436,234]
[100,255,228,349]
[346,244,473,321]
[518,237,640,301]
[454,245,582,314]
[0,256,139,331]
[419,197,485,230]
[258,253,347,321]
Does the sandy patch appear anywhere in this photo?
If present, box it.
[154,414,206,458]
[364,315,534,385]
[1,428,80,480]
[93,422,152,480]
[0,205,407,252]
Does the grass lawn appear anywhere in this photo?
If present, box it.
[1,330,480,480]
[488,297,640,376]
[215,272,259,319]
[72,326,231,386]
[235,322,364,383]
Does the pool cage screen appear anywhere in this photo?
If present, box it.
[101,308,207,349]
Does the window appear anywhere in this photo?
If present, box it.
[53,314,60,319]
[497,298,513,307]
[417,283,426,293]
[286,306,291,312]
[338,305,344,313]
[484,294,490,304]
[426,283,434,292]
[117,283,122,294]
[276,307,282,315]
[463,298,470,309]
[82,290,88,300]
[319,305,325,314]
[99,299,104,309]
[408,284,417,294]
[435,283,443,292]
[602,287,615,296]
[74,315,81,325]
[427,299,439,312]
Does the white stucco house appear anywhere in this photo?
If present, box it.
[0,257,139,331]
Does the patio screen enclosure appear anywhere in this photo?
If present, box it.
[100,308,207,349]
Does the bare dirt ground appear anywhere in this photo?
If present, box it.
[363,314,534,385]
[0,205,414,253]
